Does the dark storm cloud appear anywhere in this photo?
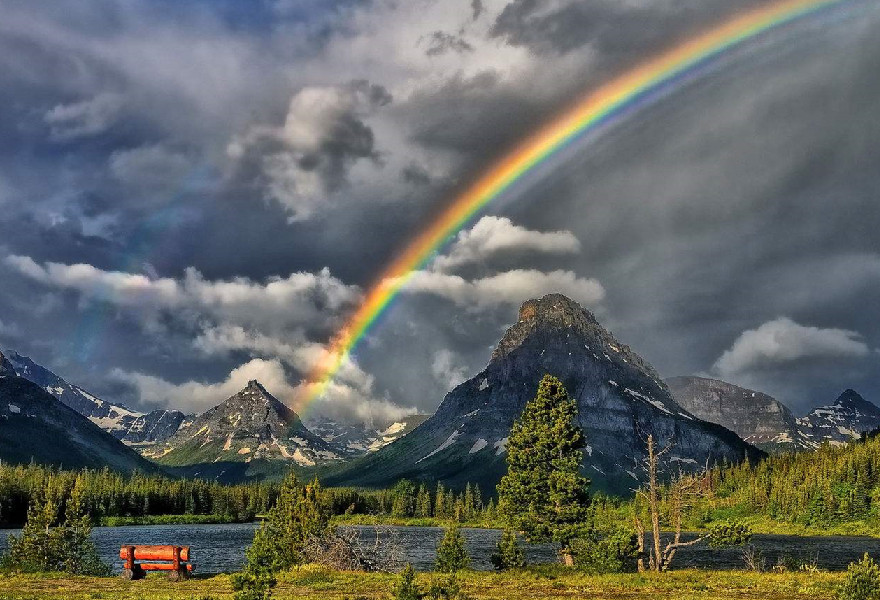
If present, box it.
[471,0,484,21]
[424,31,474,57]
[0,0,878,422]
[490,0,773,58]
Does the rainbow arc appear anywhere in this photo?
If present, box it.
[295,0,849,414]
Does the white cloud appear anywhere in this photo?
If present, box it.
[228,82,390,221]
[44,93,124,141]
[295,377,417,428]
[5,255,360,333]
[114,358,296,413]
[431,349,469,388]
[192,324,414,425]
[432,216,580,271]
[715,317,871,376]
[396,268,605,310]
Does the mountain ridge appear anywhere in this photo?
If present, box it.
[0,351,160,473]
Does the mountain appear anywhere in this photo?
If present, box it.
[121,409,193,446]
[0,351,159,473]
[148,380,341,470]
[797,389,880,445]
[666,376,810,452]
[1,348,143,437]
[325,294,761,494]
[308,414,431,457]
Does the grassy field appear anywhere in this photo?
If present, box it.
[0,566,843,600]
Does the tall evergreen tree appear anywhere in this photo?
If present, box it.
[415,484,432,518]
[496,374,591,565]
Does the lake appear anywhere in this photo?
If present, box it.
[1,523,879,574]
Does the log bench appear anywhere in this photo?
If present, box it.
[119,545,193,580]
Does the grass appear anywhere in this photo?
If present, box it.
[99,514,244,527]
[0,566,844,599]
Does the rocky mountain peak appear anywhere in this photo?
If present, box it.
[834,389,875,412]
[0,351,11,376]
[798,389,880,446]
[490,294,662,385]
[492,294,603,362]
[666,376,807,452]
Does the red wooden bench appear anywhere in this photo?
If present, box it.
[119,545,193,580]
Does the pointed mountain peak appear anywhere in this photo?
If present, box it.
[492,294,605,363]
[224,379,291,415]
[834,389,877,412]
[517,293,600,329]
[244,379,270,395]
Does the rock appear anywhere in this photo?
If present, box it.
[666,376,810,452]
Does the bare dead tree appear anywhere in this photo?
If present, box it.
[633,433,715,572]
[303,526,404,573]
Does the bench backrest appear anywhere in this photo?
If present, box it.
[119,545,190,562]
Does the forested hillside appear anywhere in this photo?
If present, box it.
[707,433,880,527]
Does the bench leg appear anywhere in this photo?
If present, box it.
[167,567,190,581]
[120,565,146,580]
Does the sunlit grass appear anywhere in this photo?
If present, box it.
[0,565,842,599]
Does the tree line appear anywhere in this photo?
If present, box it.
[0,463,279,526]
[705,432,880,526]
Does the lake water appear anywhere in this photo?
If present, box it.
[2,523,880,574]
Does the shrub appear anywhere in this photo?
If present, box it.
[0,495,109,576]
[392,564,421,600]
[571,527,639,574]
[490,529,525,570]
[707,520,753,548]
[427,574,472,600]
[231,566,276,600]
[838,554,880,600]
[435,525,469,573]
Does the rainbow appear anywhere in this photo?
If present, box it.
[295,0,848,413]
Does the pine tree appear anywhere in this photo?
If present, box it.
[392,564,421,600]
[496,374,591,565]
[490,529,525,570]
[435,524,470,573]
[391,480,417,518]
[435,484,446,519]
[463,484,474,521]
[233,475,329,600]
[416,484,432,518]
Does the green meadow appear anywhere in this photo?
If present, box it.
[0,567,843,600]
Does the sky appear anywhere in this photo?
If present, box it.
[1,0,879,424]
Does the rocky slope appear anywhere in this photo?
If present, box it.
[325,294,761,494]
[148,380,341,469]
[666,376,810,451]
[0,351,159,473]
[1,348,143,437]
[308,415,431,457]
[121,409,193,446]
[797,389,880,445]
